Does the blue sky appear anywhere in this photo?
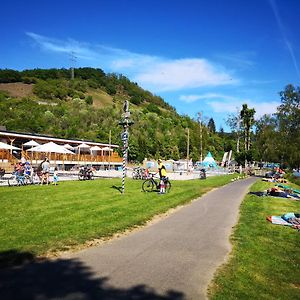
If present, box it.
[1,0,300,131]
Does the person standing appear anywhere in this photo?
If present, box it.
[157,159,167,194]
[52,167,59,185]
[41,157,50,185]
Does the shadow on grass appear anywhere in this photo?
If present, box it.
[0,250,185,300]
[111,185,124,193]
[248,191,266,197]
[0,250,35,269]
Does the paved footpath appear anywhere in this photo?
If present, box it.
[0,177,256,300]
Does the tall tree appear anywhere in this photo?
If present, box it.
[226,108,242,153]
[255,114,279,162]
[240,104,256,151]
[277,84,300,168]
[207,118,216,134]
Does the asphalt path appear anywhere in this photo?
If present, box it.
[0,177,257,300]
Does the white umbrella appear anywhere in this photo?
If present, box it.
[23,140,40,147]
[90,146,102,151]
[76,143,91,156]
[63,143,74,150]
[102,146,113,151]
[27,142,74,154]
[76,143,91,149]
[0,141,21,150]
[90,145,102,156]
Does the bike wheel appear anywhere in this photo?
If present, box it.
[0,178,7,187]
[164,180,172,193]
[142,179,154,192]
[78,173,84,181]
[24,175,33,185]
[8,176,18,187]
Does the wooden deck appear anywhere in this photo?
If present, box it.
[0,149,122,167]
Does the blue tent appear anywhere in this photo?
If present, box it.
[201,152,218,169]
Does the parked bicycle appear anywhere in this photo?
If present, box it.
[132,166,148,180]
[0,168,7,187]
[78,166,94,180]
[8,171,34,186]
[142,173,171,193]
[199,168,206,179]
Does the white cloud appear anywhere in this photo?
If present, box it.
[26,32,96,60]
[180,93,235,103]
[135,59,236,92]
[269,0,300,80]
[208,98,279,118]
[26,32,237,92]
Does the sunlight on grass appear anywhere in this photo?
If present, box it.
[208,180,300,299]
[0,175,237,262]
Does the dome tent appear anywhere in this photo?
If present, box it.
[201,152,218,169]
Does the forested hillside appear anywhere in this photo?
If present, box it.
[0,68,234,163]
[1,68,299,168]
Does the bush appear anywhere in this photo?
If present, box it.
[85,95,93,105]
[0,69,22,83]
[22,77,37,84]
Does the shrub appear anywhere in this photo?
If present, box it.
[85,95,93,105]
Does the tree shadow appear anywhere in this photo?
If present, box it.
[248,191,267,197]
[0,250,185,300]
[0,250,35,269]
[111,185,123,193]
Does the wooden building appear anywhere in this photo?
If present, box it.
[0,129,122,171]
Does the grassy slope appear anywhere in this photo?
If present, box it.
[208,180,300,299]
[88,88,114,108]
[0,175,237,264]
[0,83,34,98]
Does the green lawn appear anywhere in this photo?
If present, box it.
[208,180,300,299]
[0,174,237,266]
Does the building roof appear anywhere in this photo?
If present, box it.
[0,130,118,148]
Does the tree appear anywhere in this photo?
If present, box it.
[207,118,216,134]
[277,84,300,168]
[226,109,242,153]
[255,114,279,162]
[0,69,22,83]
[240,104,256,152]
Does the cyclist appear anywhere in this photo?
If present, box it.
[157,159,167,194]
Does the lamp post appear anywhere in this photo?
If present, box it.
[119,100,134,194]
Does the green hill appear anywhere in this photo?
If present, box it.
[0,67,234,162]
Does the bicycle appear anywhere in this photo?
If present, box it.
[7,171,35,186]
[132,167,148,180]
[78,166,94,181]
[142,173,171,193]
[0,168,8,187]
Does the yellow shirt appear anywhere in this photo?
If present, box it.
[158,163,167,177]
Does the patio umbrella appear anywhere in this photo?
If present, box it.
[63,143,74,150]
[101,146,113,151]
[76,143,91,150]
[90,145,102,156]
[0,141,21,150]
[27,142,74,154]
[76,143,91,156]
[23,140,40,147]
[90,146,102,151]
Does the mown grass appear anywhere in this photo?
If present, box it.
[208,180,300,299]
[0,174,237,265]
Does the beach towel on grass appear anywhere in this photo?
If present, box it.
[275,184,300,194]
[266,216,293,226]
[267,213,300,230]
